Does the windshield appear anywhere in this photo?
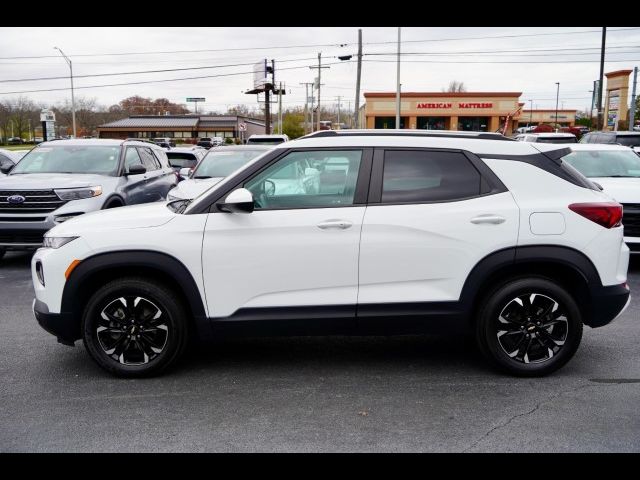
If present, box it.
[617,135,640,147]
[562,149,640,178]
[10,145,121,175]
[247,138,285,145]
[537,137,578,144]
[192,149,265,178]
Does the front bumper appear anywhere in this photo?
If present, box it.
[33,298,77,345]
[585,283,631,328]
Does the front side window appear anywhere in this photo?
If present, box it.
[124,147,142,172]
[381,150,481,203]
[138,147,161,171]
[562,149,640,178]
[10,145,121,175]
[244,150,362,209]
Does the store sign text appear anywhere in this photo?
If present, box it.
[416,102,493,109]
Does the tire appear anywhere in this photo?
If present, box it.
[82,277,190,377]
[475,276,583,377]
[103,198,124,209]
[0,248,5,261]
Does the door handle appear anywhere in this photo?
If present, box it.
[470,214,506,225]
[317,220,353,230]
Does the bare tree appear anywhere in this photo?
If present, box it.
[443,81,467,93]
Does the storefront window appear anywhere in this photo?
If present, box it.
[458,117,489,132]
[417,117,446,130]
[375,116,408,129]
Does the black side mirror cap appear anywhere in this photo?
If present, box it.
[0,164,13,174]
[127,164,147,175]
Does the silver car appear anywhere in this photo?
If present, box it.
[0,138,178,258]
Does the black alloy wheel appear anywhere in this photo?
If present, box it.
[82,277,189,377]
[476,277,583,376]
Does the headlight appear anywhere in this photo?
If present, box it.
[54,186,102,201]
[42,236,78,249]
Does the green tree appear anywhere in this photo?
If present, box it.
[282,112,305,139]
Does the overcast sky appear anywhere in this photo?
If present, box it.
[0,27,638,114]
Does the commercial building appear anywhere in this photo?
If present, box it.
[518,109,577,128]
[97,115,265,141]
[361,92,523,135]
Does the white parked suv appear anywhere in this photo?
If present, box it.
[31,130,630,377]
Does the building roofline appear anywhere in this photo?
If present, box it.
[364,92,522,98]
[605,69,633,78]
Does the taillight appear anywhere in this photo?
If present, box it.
[568,202,623,228]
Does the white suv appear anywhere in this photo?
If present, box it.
[31,130,630,377]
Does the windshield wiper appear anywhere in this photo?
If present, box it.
[604,175,639,178]
[194,175,212,179]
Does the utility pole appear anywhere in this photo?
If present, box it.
[347,100,352,128]
[396,27,401,129]
[300,82,314,134]
[597,27,606,130]
[309,53,330,132]
[629,66,638,131]
[555,82,560,131]
[54,47,76,138]
[590,80,597,129]
[335,96,342,126]
[529,99,533,127]
[355,28,362,129]
[278,82,283,134]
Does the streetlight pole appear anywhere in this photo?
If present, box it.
[395,27,401,129]
[529,99,533,128]
[54,47,76,138]
[554,82,560,131]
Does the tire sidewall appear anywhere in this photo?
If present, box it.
[477,277,583,376]
[82,279,186,377]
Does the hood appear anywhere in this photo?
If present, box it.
[171,177,223,199]
[0,173,116,190]
[590,177,640,204]
[47,201,176,237]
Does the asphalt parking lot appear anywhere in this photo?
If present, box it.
[0,251,639,452]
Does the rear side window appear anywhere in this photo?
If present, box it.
[153,148,171,168]
[381,150,481,203]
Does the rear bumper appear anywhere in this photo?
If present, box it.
[586,283,631,328]
[33,298,77,346]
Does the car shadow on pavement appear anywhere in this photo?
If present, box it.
[0,251,34,268]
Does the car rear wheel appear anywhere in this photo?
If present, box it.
[475,277,583,376]
[82,277,189,377]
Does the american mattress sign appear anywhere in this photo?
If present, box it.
[416,102,493,109]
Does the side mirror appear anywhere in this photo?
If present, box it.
[127,164,146,175]
[179,167,192,178]
[592,181,604,191]
[0,164,13,174]
[217,188,254,213]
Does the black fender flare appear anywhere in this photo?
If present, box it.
[101,194,126,209]
[458,244,603,316]
[61,250,211,340]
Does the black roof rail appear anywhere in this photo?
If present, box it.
[123,138,167,147]
[299,130,515,141]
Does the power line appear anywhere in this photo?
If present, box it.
[363,59,640,64]
[0,57,321,83]
[2,27,637,61]
[0,60,351,95]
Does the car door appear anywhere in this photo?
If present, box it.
[201,148,372,322]
[121,146,148,204]
[358,148,519,313]
[151,148,179,194]
[137,147,165,201]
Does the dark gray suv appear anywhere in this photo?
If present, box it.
[0,138,178,258]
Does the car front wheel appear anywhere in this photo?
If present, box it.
[475,277,583,376]
[82,277,189,377]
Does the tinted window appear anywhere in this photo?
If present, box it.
[381,150,481,203]
[617,135,640,147]
[166,152,197,168]
[138,147,161,171]
[536,137,578,144]
[245,150,362,209]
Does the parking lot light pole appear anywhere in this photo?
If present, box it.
[529,99,533,128]
[555,82,560,131]
[54,47,76,138]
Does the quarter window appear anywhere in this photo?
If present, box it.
[381,150,481,203]
[138,147,161,171]
[244,150,362,209]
